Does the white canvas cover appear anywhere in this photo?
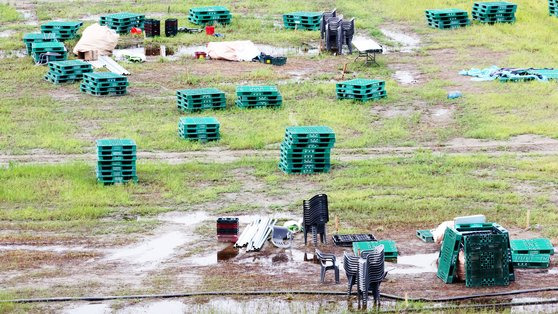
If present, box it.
[207,40,260,61]
[73,23,119,56]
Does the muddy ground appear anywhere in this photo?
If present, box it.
[2,2,558,313]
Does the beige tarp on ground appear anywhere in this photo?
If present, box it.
[73,23,119,56]
[207,40,260,61]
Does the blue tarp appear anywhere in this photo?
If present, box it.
[459,66,558,82]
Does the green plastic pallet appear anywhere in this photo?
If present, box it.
[512,254,550,269]
[510,238,554,255]
[437,227,462,284]
[417,229,434,243]
[464,233,510,287]
[352,240,398,259]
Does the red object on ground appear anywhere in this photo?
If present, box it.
[130,27,142,35]
[205,26,215,35]
[195,51,207,59]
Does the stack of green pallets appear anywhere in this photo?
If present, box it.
[96,139,137,185]
[511,238,554,269]
[188,6,231,25]
[100,13,145,34]
[40,21,83,41]
[31,42,67,63]
[44,60,93,84]
[176,88,226,112]
[472,2,517,23]
[178,117,220,143]
[336,79,387,102]
[425,9,470,29]
[23,33,57,55]
[236,85,282,108]
[437,223,514,287]
[279,126,335,174]
[283,12,322,30]
[550,0,558,16]
[81,72,128,96]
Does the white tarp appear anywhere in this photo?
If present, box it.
[73,23,119,56]
[207,40,260,61]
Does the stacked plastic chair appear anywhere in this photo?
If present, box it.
[302,194,329,246]
[320,9,355,54]
[343,252,360,295]
[358,245,386,309]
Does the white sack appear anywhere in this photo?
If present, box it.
[73,23,119,56]
[207,40,260,61]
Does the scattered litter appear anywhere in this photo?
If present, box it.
[113,47,146,63]
[178,27,203,33]
[271,226,293,248]
[283,220,302,233]
[447,91,462,99]
[459,66,558,82]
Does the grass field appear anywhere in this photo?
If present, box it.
[1,0,558,312]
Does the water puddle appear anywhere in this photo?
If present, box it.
[380,29,420,53]
[0,49,27,59]
[119,300,187,314]
[0,245,90,253]
[511,297,558,313]
[104,231,189,271]
[113,43,319,61]
[0,30,15,38]
[388,253,438,275]
[158,211,209,226]
[62,303,110,314]
[393,70,416,85]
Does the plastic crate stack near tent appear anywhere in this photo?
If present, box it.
[22,33,57,55]
[279,126,335,174]
[100,13,145,34]
[40,21,83,41]
[44,60,93,84]
[81,72,128,96]
[96,139,138,185]
[31,42,67,64]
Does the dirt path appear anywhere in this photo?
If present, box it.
[2,134,558,165]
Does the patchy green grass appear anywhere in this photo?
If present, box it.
[3,154,558,238]
[0,3,21,23]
